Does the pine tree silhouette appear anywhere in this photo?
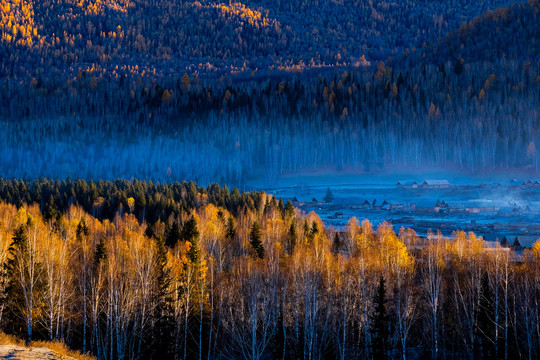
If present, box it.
[323,187,334,203]
[250,221,265,259]
[370,276,390,360]
[165,220,181,248]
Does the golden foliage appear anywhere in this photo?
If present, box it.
[79,0,131,15]
[0,0,39,46]
[0,197,536,358]
[428,103,440,118]
[0,332,95,359]
[127,196,135,213]
[532,240,540,261]
[213,2,269,27]
[479,88,486,100]
[182,73,190,88]
[161,89,171,103]
[375,222,414,273]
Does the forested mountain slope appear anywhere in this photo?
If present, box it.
[0,0,538,183]
[405,0,539,66]
[0,0,517,77]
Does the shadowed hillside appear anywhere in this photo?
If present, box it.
[408,0,539,66]
[0,0,518,77]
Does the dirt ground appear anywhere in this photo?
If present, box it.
[0,345,78,360]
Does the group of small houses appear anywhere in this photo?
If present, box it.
[291,179,540,215]
[394,179,540,214]
[410,199,540,215]
[522,179,540,188]
[398,179,540,189]
[396,179,451,189]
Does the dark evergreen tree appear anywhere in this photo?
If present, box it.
[152,236,175,360]
[43,195,59,222]
[284,201,295,220]
[184,216,201,264]
[323,187,334,204]
[331,232,341,255]
[249,221,265,259]
[180,215,205,360]
[370,276,390,360]
[308,221,319,242]
[165,220,182,248]
[476,273,495,359]
[145,224,155,239]
[76,217,89,240]
[226,216,236,240]
[277,199,285,218]
[180,216,196,241]
[286,222,297,255]
[94,238,107,266]
[303,220,310,239]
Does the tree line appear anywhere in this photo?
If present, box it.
[0,178,271,224]
[0,188,538,359]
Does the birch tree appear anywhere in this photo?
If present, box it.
[5,212,46,345]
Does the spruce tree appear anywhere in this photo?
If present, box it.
[76,217,89,240]
[331,232,341,254]
[181,216,198,241]
[303,220,310,238]
[94,238,107,266]
[153,236,175,359]
[183,216,200,264]
[370,276,390,360]
[178,215,204,360]
[286,222,297,255]
[308,221,319,242]
[145,224,155,239]
[165,220,182,248]
[323,187,334,204]
[43,195,59,222]
[249,221,265,259]
[284,201,295,220]
[226,216,236,240]
[278,198,285,218]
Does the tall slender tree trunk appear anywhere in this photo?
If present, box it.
[199,281,203,360]
[184,297,189,360]
[207,266,214,360]
[504,253,509,360]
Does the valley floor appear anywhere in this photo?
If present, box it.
[267,180,540,246]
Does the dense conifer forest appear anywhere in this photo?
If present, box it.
[0,179,537,359]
